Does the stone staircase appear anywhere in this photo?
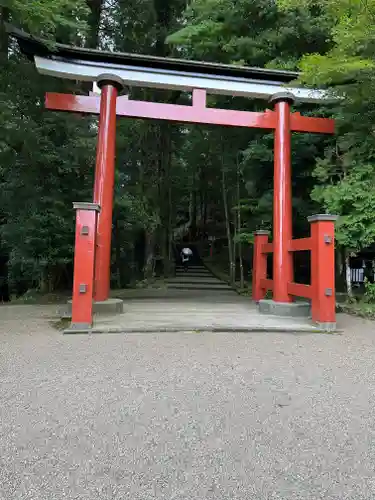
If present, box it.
[167,263,234,294]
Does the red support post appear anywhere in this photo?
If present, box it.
[93,76,123,302]
[70,202,100,330]
[270,92,294,303]
[309,214,338,330]
[252,230,269,302]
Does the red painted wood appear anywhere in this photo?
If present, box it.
[272,100,293,303]
[46,93,101,114]
[261,242,274,254]
[192,89,207,107]
[260,278,273,291]
[287,282,313,299]
[291,112,334,134]
[310,219,337,325]
[289,237,312,252]
[252,232,269,301]
[71,209,97,327]
[45,92,334,133]
[93,84,118,302]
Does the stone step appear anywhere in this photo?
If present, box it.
[175,276,215,281]
[176,269,213,276]
[175,273,213,278]
[175,269,212,275]
[175,264,208,268]
[167,278,224,285]
[110,288,246,300]
[167,283,233,291]
[175,267,209,272]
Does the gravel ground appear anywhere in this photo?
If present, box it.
[1,304,375,499]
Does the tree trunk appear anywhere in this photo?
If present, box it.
[0,7,9,58]
[0,6,9,299]
[237,160,244,289]
[144,230,156,280]
[233,199,237,285]
[39,267,50,294]
[345,250,353,298]
[153,0,172,57]
[168,184,173,263]
[157,122,172,276]
[86,0,103,49]
[221,165,235,286]
[203,191,208,236]
[191,187,197,241]
[113,217,122,289]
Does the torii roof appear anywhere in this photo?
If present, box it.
[8,26,332,103]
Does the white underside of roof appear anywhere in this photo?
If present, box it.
[35,55,333,103]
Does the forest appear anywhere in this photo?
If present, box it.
[1,0,375,302]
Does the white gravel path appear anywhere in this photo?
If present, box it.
[1,304,375,499]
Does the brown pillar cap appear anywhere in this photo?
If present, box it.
[96,73,124,91]
[307,214,338,222]
[269,91,295,105]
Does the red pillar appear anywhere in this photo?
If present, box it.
[93,76,123,302]
[252,230,269,302]
[70,202,100,330]
[270,92,294,303]
[309,214,338,329]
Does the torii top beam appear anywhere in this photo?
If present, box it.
[8,26,334,104]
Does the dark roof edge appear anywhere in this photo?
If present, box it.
[6,25,300,83]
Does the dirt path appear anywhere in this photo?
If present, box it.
[1,304,375,499]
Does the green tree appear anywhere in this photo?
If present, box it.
[280,0,375,293]
[168,0,334,281]
[0,0,93,295]
[0,0,88,40]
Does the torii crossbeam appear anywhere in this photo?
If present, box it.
[45,89,334,134]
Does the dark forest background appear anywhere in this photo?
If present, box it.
[1,0,375,301]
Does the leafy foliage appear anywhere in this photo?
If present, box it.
[279,0,375,254]
[1,0,89,38]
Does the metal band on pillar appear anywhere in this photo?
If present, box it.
[93,73,123,302]
[269,92,295,303]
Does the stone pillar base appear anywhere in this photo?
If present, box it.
[61,298,124,319]
[258,299,310,318]
[316,322,336,332]
[64,323,92,334]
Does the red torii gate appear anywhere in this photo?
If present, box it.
[9,27,337,331]
[48,86,336,330]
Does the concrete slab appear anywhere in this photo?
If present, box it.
[62,266,320,334]
[64,297,320,334]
